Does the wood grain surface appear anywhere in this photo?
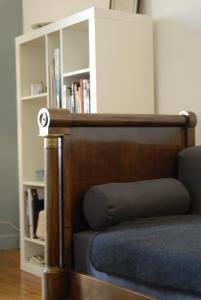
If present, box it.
[38,110,197,300]
[0,249,41,300]
[68,271,156,300]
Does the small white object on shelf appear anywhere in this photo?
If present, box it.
[31,22,53,30]
[30,82,44,95]
[35,169,44,181]
[36,210,45,241]
[28,254,45,266]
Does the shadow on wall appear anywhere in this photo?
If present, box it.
[0,0,22,249]
[151,9,201,145]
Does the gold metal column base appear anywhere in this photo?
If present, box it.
[42,267,66,300]
[44,137,60,149]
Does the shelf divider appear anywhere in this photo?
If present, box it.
[23,181,45,187]
[63,67,90,78]
[21,93,48,101]
[24,236,45,246]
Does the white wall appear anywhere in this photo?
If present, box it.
[23,0,110,33]
[141,0,201,144]
[23,0,201,142]
[0,0,22,249]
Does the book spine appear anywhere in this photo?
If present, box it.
[49,59,56,108]
[66,87,72,112]
[24,190,30,237]
[30,188,39,235]
[27,189,34,239]
[75,82,81,113]
[54,48,62,108]
[71,82,75,113]
[78,85,81,113]
[80,79,84,113]
[62,84,67,109]
[83,79,90,113]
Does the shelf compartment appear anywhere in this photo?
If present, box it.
[20,36,46,98]
[46,31,62,108]
[63,69,90,88]
[47,31,61,61]
[22,261,43,277]
[62,20,89,74]
[21,93,47,101]
[23,181,45,187]
[63,69,90,113]
[63,68,90,78]
[21,99,46,182]
[24,237,45,246]
[24,241,45,267]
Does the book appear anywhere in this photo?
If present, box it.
[36,210,45,241]
[71,82,77,113]
[79,79,84,113]
[26,189,34,238]
[48,48,62,108]
[31,189,44,235]
[48,59,56,108]
[83,79,90,113]
[65,79,90,113]
[66,87,72,112]
[25,188,44,238]
[62,84,67,109]
[24,190,30,237]
[74,82,81,113]
[54,48,62,108]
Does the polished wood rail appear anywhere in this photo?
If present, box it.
[38,109,197,134]
[0,249,41,300]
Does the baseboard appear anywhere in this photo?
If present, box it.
[0,233,19,249]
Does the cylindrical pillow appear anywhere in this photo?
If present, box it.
[83,178,191,230]
[178,146,201,213]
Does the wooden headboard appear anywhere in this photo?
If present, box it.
[38,109,196,300]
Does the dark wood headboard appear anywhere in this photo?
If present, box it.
[38,109,196,300]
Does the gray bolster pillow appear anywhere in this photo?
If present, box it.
[178,146,201,213]
[83,178,191,230]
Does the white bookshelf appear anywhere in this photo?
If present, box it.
[24,237,45,246]
[23,181,45,187]
[63,68,90,78]
[21,93,48,101]
[16,7,154,276]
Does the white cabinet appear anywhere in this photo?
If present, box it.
[16,7,154,276]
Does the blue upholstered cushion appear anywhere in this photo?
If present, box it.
[83,178,191,230]
[90,215,201,296]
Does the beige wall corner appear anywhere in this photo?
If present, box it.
[22,0,110,33]
[140,0,201,144]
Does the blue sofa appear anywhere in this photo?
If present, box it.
[74,146,201,300]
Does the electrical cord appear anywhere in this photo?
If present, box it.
[0,220,20,232]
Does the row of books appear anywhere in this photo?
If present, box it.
[62,79,90,113]
[24,188,44,240]
[48,48,91,111]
